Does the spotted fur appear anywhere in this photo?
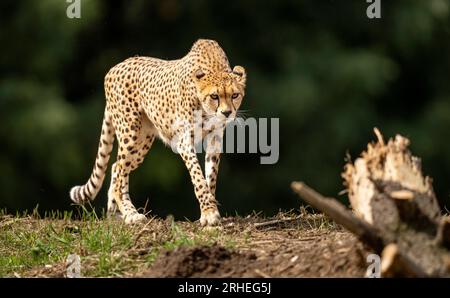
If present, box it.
[70,39,246,225]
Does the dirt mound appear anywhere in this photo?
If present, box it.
[145,244,258,277]
[142,231,369,278]
[4,212,373,277]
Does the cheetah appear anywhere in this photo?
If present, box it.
[70,39,246,226]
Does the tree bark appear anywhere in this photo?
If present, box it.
[292,128,450,277]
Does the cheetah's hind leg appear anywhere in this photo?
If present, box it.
[107,163,122,219]
[107,121,156,224]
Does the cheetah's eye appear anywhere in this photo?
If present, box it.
[210,94,219,100]
[231,93,240,99]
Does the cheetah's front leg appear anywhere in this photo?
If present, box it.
[205,133,223,197]
[178,142,220,226]
[109,161,147,224]
[205,152,220,197]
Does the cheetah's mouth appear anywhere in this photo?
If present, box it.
[218,113,235,123]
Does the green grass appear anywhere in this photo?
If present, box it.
[0,208,238,277]
[0,207,339,277]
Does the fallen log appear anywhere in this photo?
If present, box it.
[291,182,384,252]
[380,243,427,278]
[292,128,450,277]
[342,128,441,234]
[436,217,450,249]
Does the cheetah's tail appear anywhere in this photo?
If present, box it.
[70,110,115,205]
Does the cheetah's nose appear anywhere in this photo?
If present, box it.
[221,110,232,118]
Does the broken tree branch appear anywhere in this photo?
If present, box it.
[253,217,299,228]
[435,217,450,249]
[381,244,427,278]
[291,181,384,253]
[291,129,450,277]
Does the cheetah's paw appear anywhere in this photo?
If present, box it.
[200,209,221,226]
[124,213,147,225]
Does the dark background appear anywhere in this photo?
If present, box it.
[1,0,449,220]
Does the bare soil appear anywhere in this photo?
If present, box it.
[140,215,372,277]
[1,211,374,277]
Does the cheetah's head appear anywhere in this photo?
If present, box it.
[193,65,246,121]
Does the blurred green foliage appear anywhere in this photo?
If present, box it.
[1,0,450,219]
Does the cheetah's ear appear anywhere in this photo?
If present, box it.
[194,69,206,80]
[232,65,246,87]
